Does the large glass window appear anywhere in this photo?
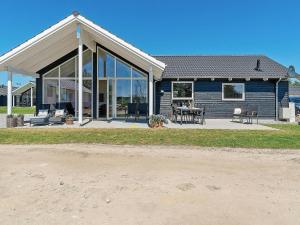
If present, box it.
[44,79,59,104]
[44,68,59,78]
[132,80,147,103]
[172,82,193,100]
[106,53,115,77]
[222,83,245,101]
[83,50,92,78]
[132,69,146,78]
[97,47,148,118]
[60,80,76,106]
[43,49,93,117]
[60,58,76,78]
[116,80,131,117]
[116,60,131,78]
[83,80,93,117]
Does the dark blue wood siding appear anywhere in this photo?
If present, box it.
[156,79,289,119]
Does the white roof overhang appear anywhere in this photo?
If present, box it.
[12,81,35,96]
[0,14,165,80]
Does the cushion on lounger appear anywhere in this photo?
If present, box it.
[38,109,48,117]
[55,109,65,117]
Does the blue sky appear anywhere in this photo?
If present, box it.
[0,0,299,86]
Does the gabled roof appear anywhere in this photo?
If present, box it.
[12,81,35,96]
[0,13,165,79]
[154,55,289,79]
[0,85,17,96]
[289,85,300,96]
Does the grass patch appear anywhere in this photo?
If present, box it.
[0,106,35,114]
[0,124,299,149]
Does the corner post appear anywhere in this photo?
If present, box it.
[30,87,33,107]
[77,24,83,125]
[7,71,13,115]
[149,67,154,116]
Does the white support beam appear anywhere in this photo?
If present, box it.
[81,30,96,52]
[30,87,33,107]
[7,71,13,115]
[12,95,15,107]
[77,24,83,125]
[149,67,154,116]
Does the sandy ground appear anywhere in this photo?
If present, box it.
[0,144,300,225]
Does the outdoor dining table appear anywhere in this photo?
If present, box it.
[177,106,203,125]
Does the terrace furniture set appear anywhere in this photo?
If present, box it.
[232,106,259,124]
[30,102,74,126]
[171,103,206,125]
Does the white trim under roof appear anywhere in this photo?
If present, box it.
[12,81,35,96]
[0,13,166,79]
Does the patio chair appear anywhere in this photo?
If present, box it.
[65,102,75,115]
[30,109,50,126]
[171,104,179,123]
[137,103,148,120]
[232,107,247,123]
[193,104,206,125]
[246,106,258,124]
[49,109,66,125]
[125,103,137,121]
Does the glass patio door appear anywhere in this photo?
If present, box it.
[107,79,115,119]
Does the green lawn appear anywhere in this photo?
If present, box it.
[0,124,299,149]
[0,106,35,114]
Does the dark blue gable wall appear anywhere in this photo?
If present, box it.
[156,79,289,119]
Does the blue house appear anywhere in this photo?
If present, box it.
[0,13,293,123]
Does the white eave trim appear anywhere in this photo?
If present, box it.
[0,15,77,67]
[0,14,166,74]
[12,82,35,95]
[76,15,166,71]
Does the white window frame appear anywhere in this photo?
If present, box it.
[96,46,148,119]
[171,81,194,100]
[42,49,93,118]
[222,83,245,101]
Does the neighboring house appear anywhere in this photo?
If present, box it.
[0,12,292,123]
[0,82,35,107]
[289,85,300,97]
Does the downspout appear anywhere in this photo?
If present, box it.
[275,78,282,121]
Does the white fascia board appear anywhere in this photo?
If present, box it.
[12,82,35,95]
[0,15,77,67]
[76,15,166,71]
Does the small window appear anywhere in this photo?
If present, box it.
[222,83,245,101]
[172,82,194,100]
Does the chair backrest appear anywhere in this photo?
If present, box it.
[65,102,75,115]
[138,103,148,116]
[54,109,65,117]
[127,103,137,114]
[171,103,178,114]
[247,106,258,116]
[37,109,49,117]
[233,108,242,115]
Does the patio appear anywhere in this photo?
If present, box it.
[0,114,278,130]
